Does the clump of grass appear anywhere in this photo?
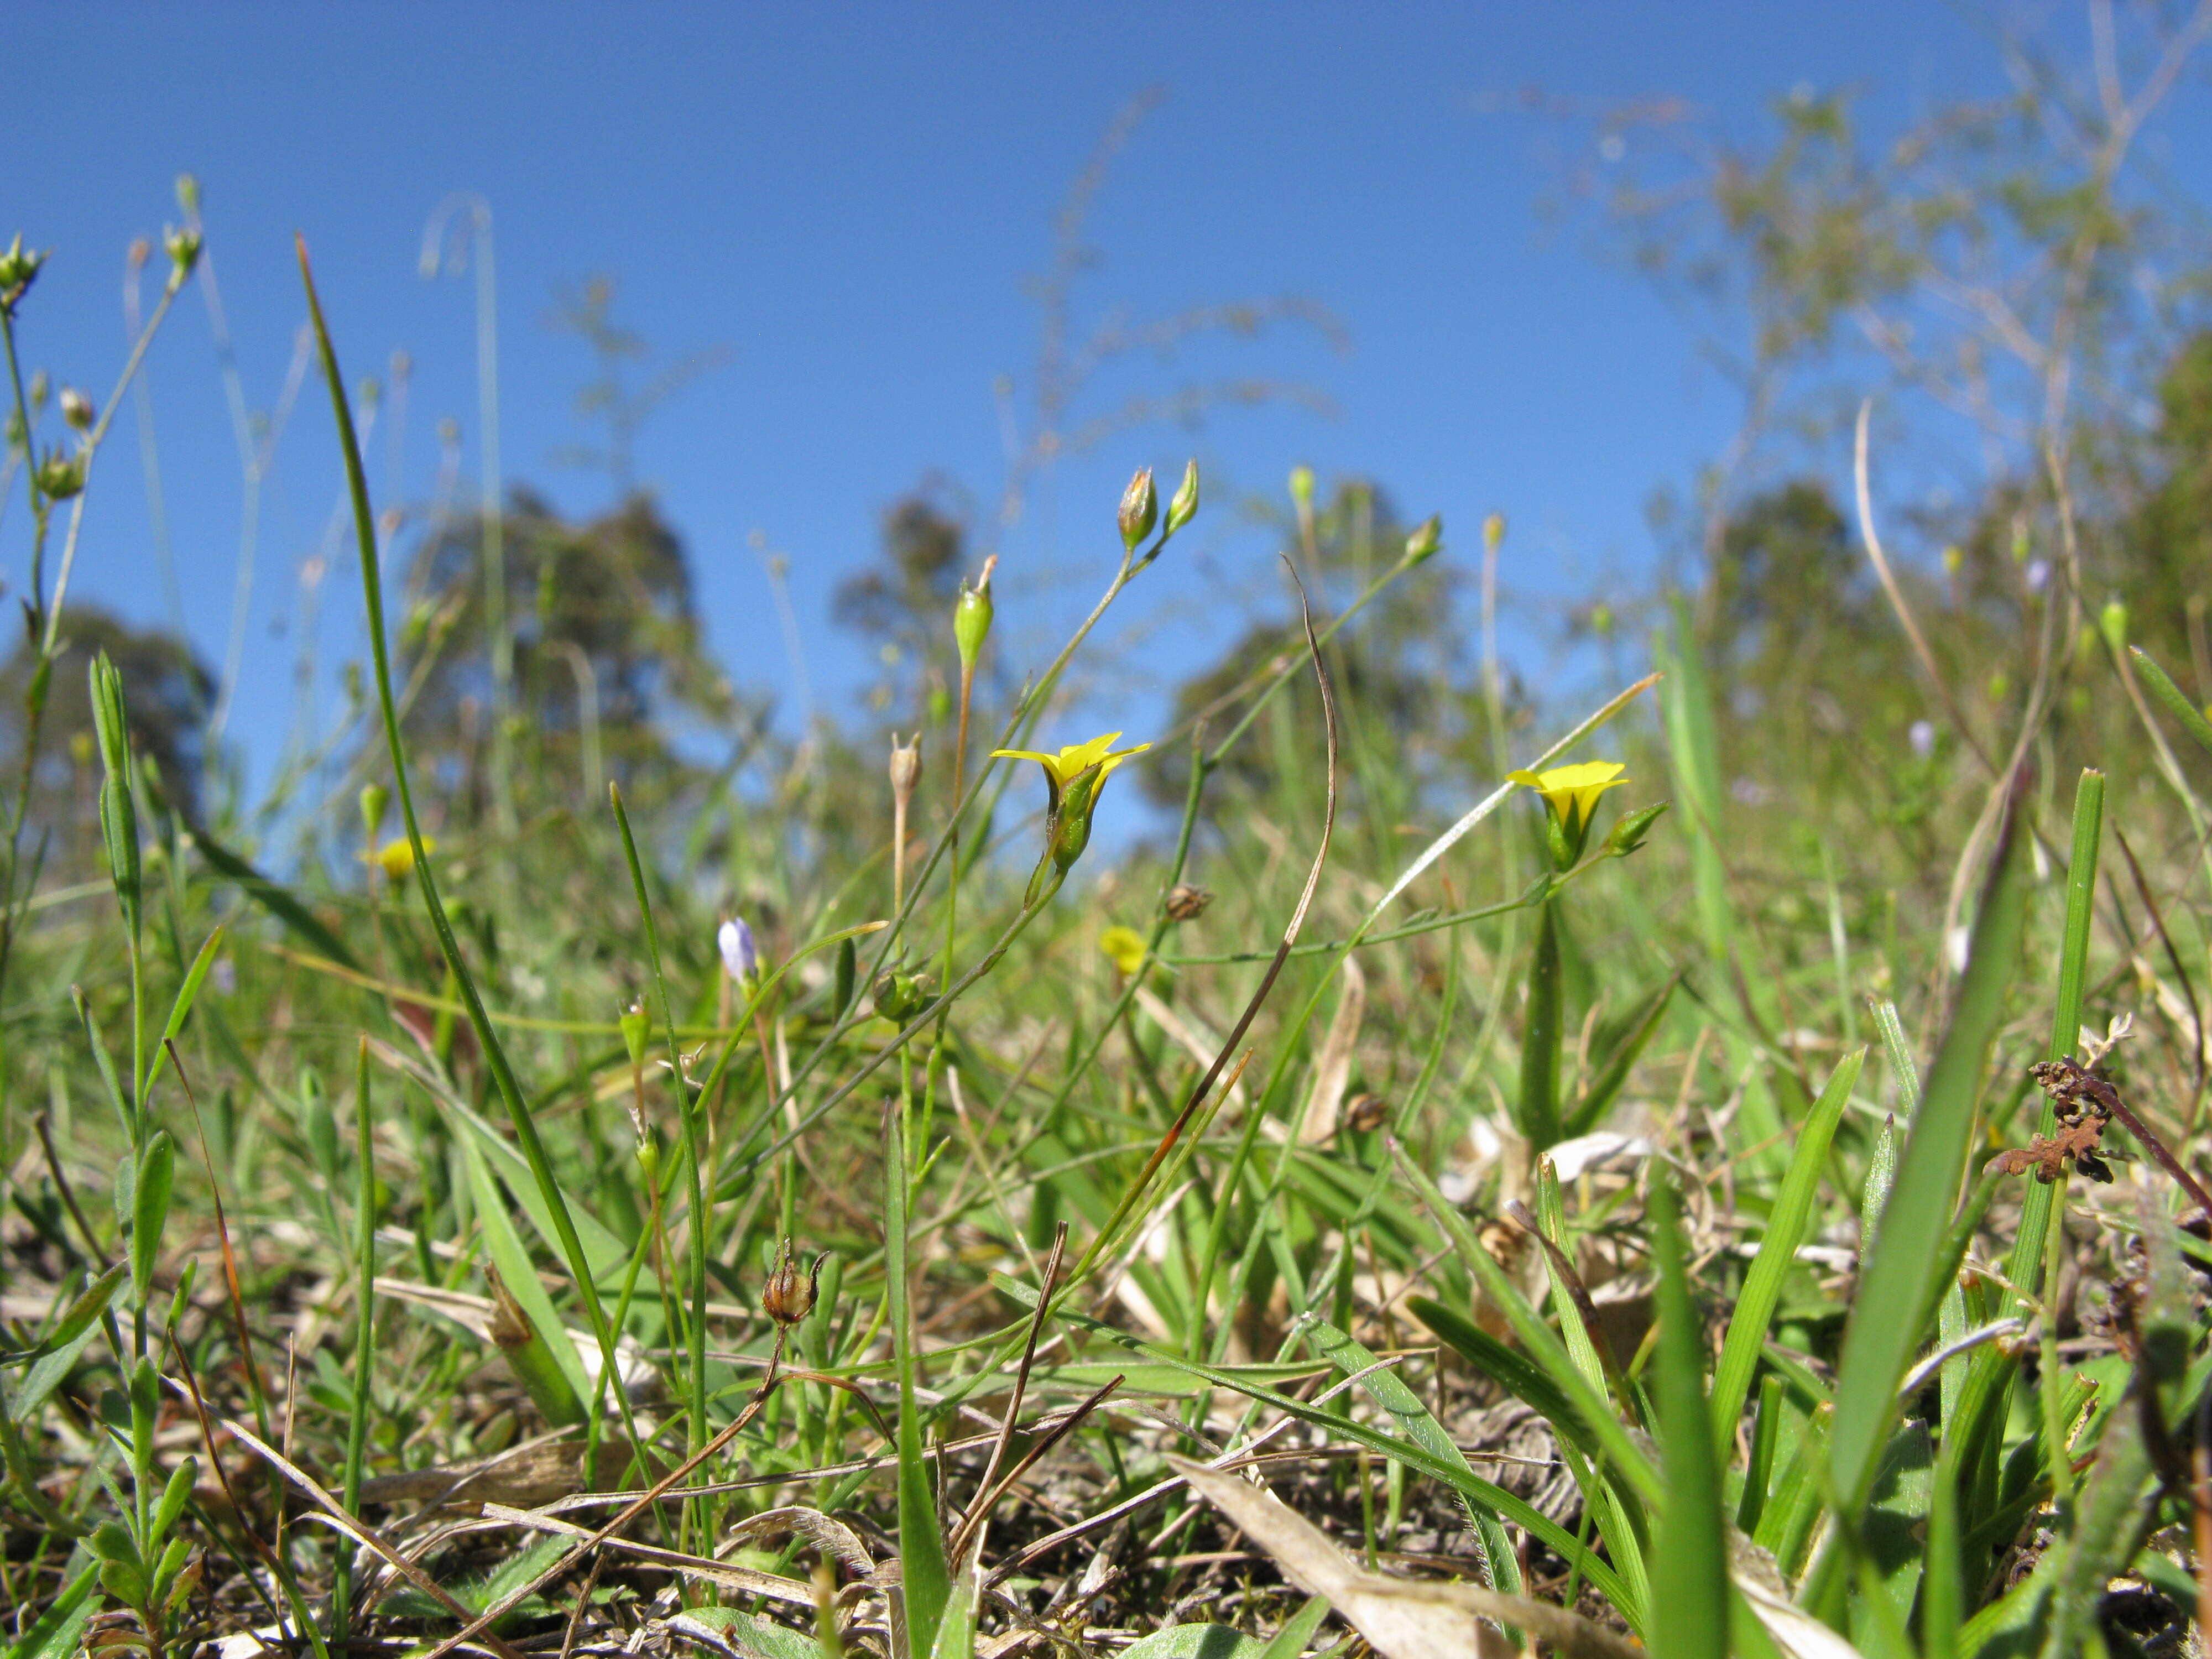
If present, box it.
[7,205,2212,1659]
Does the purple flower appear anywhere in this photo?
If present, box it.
[718,917,758,983]
[1909,719,1936,760]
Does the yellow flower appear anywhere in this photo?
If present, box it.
[361,836,435,879]
[993,732,1152,883]
[1507,761,1627,833]
[991,732,1152,795]
[1099,925,1147,977]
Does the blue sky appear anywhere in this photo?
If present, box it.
[12,3,2205,828]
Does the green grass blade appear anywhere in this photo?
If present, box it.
[1709,1045,1864,1441]
[1015,1289,1639,1619]
[460,1136,589,1423]
[3,1564,100,1659]
[2004,767,2103,1308]
[1408,1295,1591,1448]
[1829,773,2033,1512]
[296,238,622,1390]
[1389,1138,1661,1509]
[187,827,360,971]
[1301,1315,1522,1603]
[886,1115,950,1658]
[1647,1176,1728,1659]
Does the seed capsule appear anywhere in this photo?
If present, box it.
[1165,884,1213,922]
[763,1241,826,1328]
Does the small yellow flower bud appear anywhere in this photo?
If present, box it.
[362,836,434,880]
[1288,466,1315,510]
[1483,513,1506,554]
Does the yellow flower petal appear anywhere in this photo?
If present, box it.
[362,836,434,878]
[1099,925,1147,977]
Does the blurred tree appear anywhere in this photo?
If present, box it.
[393,489,740,817]
[1145,477,1470,816]
[0,609,215,856]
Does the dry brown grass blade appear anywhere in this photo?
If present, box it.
[1170,1456,1641,1659]
[950,1222,1069,1567]
[415,1335,792,1659]
[1061,562,1337,1295]
[215,1412,532,1659]
[1295,954,1365,1144]
[482,1504,820,1604]
[721,1505,877,1573]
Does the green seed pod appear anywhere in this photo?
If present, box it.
[954,571,994,673]
[163,226,202,288]
[1602,800,1670,858]
[1164,460,1200,537]
[872,969,931,1023]
[2100,597,2128,656]
[1117,467,1157,553]
[359,782,389,841]
[619,1000,650,1070]
[1403,514,1442,566]
[832,935,857,1019]
[1288,465,1315,511]
[33,447,86,500]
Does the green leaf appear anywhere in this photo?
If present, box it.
[886,1115,951,1659]
[152,1455,197,1543]
[140,926,222,1102]
[298,238,621,1431]
[1647,1177,1727,1659]
[1117,1629,1271,1659]
[1829,774,2032,1513]
[1407,1295,1590,1448]
[460,1138,588,1425]
[1564,969,1681,1138]
[131,1132,175,1310]
[11,1262,126,1418]
[926,1573,976,1659]
[1515,899,1564,1148]
[3,1564,100,1659]
[1709,1046,1864,1441]
[1256,1595,1333,1659]
[674,1608,822,1659]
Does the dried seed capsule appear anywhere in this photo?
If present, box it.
[763,1241,825,1328]
[1165,884,1213,922]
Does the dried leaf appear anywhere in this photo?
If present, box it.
[1170,1456,1640,1659]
